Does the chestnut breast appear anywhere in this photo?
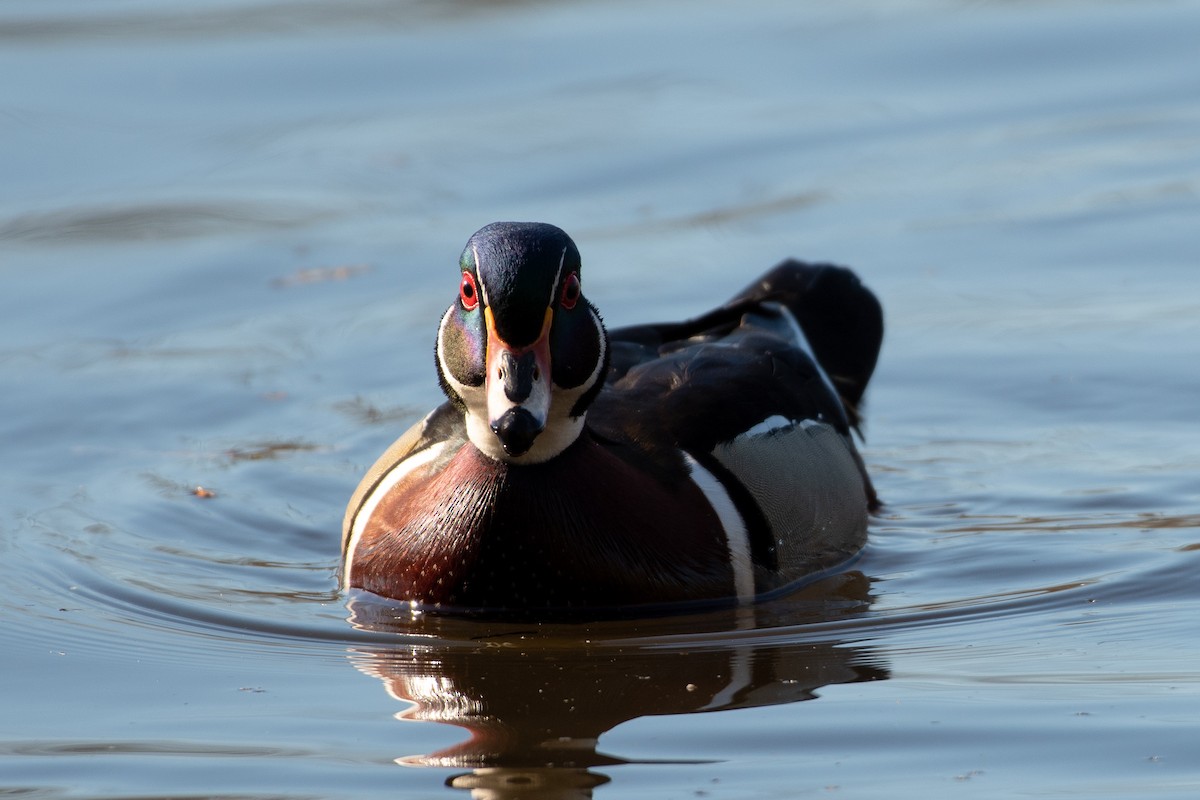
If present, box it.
[346,434,737,611]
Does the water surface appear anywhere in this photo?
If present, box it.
[3,0,1199,797]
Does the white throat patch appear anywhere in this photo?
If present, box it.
[438,306,607,465]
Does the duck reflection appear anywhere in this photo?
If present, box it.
[345,571,887,798]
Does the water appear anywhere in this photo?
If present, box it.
[3,0,1199,796]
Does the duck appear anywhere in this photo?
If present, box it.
[342,221,883,615]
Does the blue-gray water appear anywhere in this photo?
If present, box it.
[3,1,1199,797]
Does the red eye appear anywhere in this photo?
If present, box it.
[459,271,479,311]
[560,272,581,310]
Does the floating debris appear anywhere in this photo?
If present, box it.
[272,263,373,288]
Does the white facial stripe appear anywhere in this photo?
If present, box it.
[682,453,755,603]
[471,244,491,308]
[549,246,568,307]
[342,440,450,591]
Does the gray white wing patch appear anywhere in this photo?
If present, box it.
[708,419,868,591]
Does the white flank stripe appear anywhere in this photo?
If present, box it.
[342,441,449,592]
[683,453,755,603]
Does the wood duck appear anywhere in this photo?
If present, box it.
[342,222,883,615]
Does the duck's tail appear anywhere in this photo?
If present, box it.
[724,261,883,433]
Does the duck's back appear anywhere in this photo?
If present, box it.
[590,260,883,593]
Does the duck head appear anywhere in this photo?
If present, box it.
[436,222,609,464]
